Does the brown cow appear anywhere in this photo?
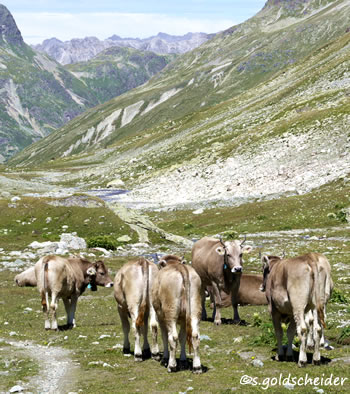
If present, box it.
[209,273,267,308]
[192,236,252,325]
[152,255,202,373]
[261,254,326,367]
[15,266,37,287]
[35,255,113,330]
[114,257,160,361]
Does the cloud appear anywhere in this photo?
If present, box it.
[13,12,235,44]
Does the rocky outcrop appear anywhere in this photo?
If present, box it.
[0,4,24,48]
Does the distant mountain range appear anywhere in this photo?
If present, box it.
[0,4,174,161]
[33,32,213,65]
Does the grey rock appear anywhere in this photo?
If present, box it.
[9,385,25,393]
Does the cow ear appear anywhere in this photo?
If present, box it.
[215,246,225,256]
[87,267,96,276]
[159,260,167,268]
[242,245,252,254]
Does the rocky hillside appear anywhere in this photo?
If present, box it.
[66,47,174,104]
[12,0,350,166]
[34,32,212,65]
[9,0,350,211]
[0,4,175,161]
[0,4,100,161]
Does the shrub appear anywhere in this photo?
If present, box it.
[330,288,349,304]
[87,235,119,250]
[337,326,350,345]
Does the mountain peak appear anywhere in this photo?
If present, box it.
[261,0,337,17]
[0,4,24,47]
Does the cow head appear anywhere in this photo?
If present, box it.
[260,255,282,292]
[87,260,113,290]
[215,236,252,274]
[158,254,186,269]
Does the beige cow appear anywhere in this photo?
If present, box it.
[114,258,160,361]
[152,255,202,373]
[15,266,37,287]
[192,236,252,325]
[209,273,267,309]
[35,255,113,330]
[261,254,326,367]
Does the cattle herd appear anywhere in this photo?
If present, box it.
[14,235,334,372]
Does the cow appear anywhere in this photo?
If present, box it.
[35,255,113,330]
[192,236,252,325]
[152,255,202,373]
[114,257,160,362]
[209,273,267,309]
[261,253,326,367]
[15,266,37,287]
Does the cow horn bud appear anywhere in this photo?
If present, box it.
[241,234,247,246]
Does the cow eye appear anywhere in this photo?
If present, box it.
[99,272,105,276]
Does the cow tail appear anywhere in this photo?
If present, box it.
[42,256,50,309]
[184,266,193,353]
[136,258,148,329]
[312,262,326,329]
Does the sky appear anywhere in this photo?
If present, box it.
[2,1,267,44]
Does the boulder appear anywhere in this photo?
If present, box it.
[107,179,125,188]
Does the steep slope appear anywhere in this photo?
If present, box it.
[66,47,174,104]
[0,4,99,161]
[34,33,212,65]
[12,0,350,166]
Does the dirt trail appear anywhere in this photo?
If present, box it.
[8,340,77,393]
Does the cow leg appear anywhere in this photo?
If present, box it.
[286,319,296,361]
[211,283,222,325]
[118,306,131,354]
[305,310,314,349]
[167,321,178,372]
[141,310,151,359]
[312,308,322,365]
[178,321,188,370]
[68,295,78,328]
[320,305,326,347]
[50,292,59,330]
[294,310,308,367]
[160,320,169,367]
[231,277,241,324]
[130,308,143,362]
[271,309,284,361]
[41,291,50,330]
[63,297,72,328]
[200,288,207,321]
[191,317,202,374]
[149,305,160,360]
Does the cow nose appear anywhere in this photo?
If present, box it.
[231,266,242,273]
[105,282,114,288]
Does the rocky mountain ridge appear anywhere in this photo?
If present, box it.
[0,4,173,161]
[34,32,212,65]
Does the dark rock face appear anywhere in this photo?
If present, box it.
[0,4,24,47]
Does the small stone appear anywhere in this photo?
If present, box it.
[193,208,204,215]
[251,359,264,367]
[200,334,211,341]
[99,334,111,339]
[91,341,99,345]
[117,235,132,243]
[9,331,17,336]
[284,383,295,390]
[9,385,24,393]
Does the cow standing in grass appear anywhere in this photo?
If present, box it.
[152,255,202,373]
[114,258,160,361]
[35,255,113,330]
[192,236,252,325]
[261,254,326,367]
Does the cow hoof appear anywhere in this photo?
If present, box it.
[313,359,321,366]
[286,355,294,362]
[123,347,131,354]
[160,358,169,367]
[134,354,143,362]
[192,366,202,374]
[298,361,307,368]
[214,320,222,326]
[275,355,285,362]
[179,359,188,370]
[142,348,152,359]
[151,353,161,361]
[167,365,177,373]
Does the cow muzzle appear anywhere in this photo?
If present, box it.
[231,266,242,273]
[105,282,114,288]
